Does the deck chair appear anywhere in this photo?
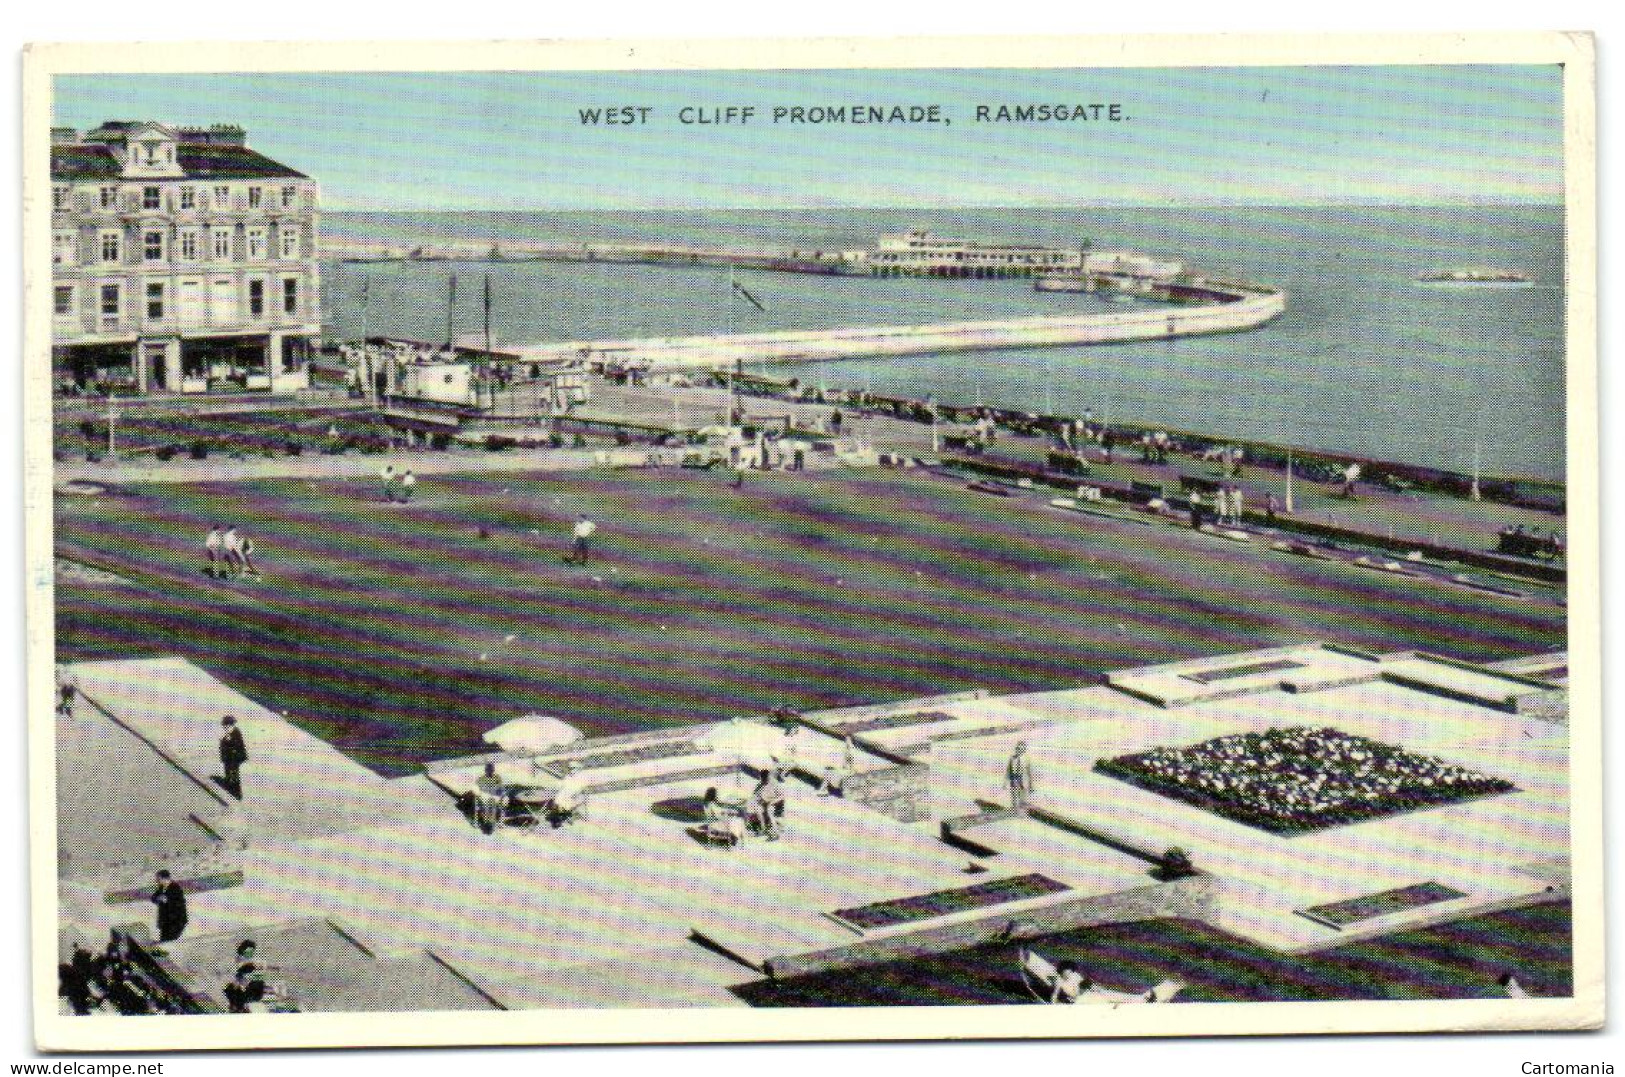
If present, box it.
[692,815,746,849]
[1020,949,1183,1004]
[1020,949,1066,1002]
[505,788,550,828]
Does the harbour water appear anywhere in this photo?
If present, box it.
[320,204,1566,481]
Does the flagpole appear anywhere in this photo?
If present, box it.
[483,274,493,411]
[726,265,736,425]
[446,273,457,353]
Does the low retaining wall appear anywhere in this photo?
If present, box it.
[761,874,1216,980]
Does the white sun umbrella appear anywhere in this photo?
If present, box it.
[483,714,583,755]
[700,717,779,787]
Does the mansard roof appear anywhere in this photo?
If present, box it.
[50,142,309,182]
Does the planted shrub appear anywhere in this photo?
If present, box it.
[484,435,516,452]
[284,441,303,456]
[154,445,177,462]
[188,441,210,461]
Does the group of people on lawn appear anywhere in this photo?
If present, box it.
[203,525,259,579]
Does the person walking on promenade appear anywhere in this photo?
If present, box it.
[218,715,248,800]
[1231,487,1245,524]
[150,870,188,945]
[1007,741,1036,809]
[1340,462,1361,499]
[1189,490,1205,530]
[568,515,596,565]
[205,525,224,578]
[1266,493,1278,523]
[400,470,417,503]
[380,464,399,503]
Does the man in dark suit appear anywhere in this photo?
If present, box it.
[150,870,188,944]
[219,715,248,800]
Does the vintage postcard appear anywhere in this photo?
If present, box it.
[24,33,1599,1051]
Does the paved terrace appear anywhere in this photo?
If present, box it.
[57,643,1568,1010]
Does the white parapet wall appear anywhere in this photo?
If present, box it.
[506,284,1286,373]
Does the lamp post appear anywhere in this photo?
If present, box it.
[1284,450,1296,514]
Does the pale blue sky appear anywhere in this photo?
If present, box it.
[54,66,1563,211]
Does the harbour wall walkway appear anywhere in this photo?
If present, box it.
[498,283,1286,372]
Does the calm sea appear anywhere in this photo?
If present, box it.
[320,205,1566,481]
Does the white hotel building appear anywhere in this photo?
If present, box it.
[50,121,321,395]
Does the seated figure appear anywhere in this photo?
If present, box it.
[474,763,507,833]
[224,940,267,1013]
[695,786,746,848]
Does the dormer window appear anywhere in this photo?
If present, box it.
[142,141,160,165]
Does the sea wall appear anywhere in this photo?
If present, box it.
[503,286,1286,372]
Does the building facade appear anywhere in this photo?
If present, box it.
[50,121,321,395]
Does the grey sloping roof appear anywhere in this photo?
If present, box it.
[175,144,307,180]
[51,143,308,182]
[50,144,122,180]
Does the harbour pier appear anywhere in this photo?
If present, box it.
[492,280,1286,373]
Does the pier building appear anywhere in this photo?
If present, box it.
[854,230,1185,280]
[49,121,321,396]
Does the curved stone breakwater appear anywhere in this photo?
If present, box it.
[501,280,1285,372]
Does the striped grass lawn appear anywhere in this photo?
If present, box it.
[55,467,1565,776]
[734,902,1573,1006]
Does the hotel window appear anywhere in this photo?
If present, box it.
[283,277,298,315]
[281,229,300,259]
[212,228,232,260]
[248,186,263,208]
[144,231,164,261]
[99,187,117,209]
[52,187,69,211]
[281,185,297,208]
[143,186,161,210]
[99,284,120,317]
[146,282,165,320]
[179,231,199,261]
[53,233,76,266]
[179,186,196,209]
[248,279,265,317]
[54,286,73,316]
[247,228,267,260]
[214,185,230,208]
[100,232,121,263]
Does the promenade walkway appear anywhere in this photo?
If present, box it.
[54,374,1561,568]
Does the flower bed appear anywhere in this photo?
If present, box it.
[1095,726,1515,834]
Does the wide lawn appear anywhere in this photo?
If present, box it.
[55,467,1565,775]
[733,902,1573,1006]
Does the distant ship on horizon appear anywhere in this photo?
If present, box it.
[1414,267,1534,286]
